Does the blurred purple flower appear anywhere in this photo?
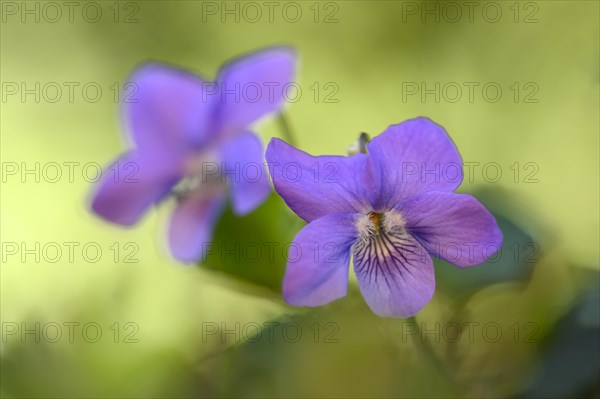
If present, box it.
[91,47,296,262]
[266,117,503,317]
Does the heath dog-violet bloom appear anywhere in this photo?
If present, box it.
[91,47,296,262]
[266,117,502,317]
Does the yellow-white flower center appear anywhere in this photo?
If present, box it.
[172,148,222,198]
[356,211,407,242]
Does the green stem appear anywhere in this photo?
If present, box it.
[276,112,296,146]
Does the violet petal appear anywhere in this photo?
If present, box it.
[266,138,377,222]
[168,185,226,263]
[396,191,503,267]
[353,230,435,317]
[219,131,271,215]
[91,151,182,226]
[213,47,296,137]
[283,212,358,306]
[367,117,463,209]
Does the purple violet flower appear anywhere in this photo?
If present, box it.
[91,47,296,263]
[266,117,503,317]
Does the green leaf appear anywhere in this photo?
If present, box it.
[200,194,304,292]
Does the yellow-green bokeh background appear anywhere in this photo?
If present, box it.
[1,1,598,398]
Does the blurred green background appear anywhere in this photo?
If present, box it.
[1,1,598,398]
